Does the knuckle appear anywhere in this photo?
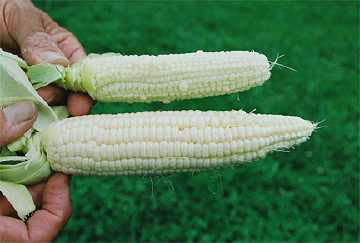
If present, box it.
[49,26,66,35]
[52,208,72,227]
[23,32,52,46]
[62,32,74,42]
[57,32,79,52]
[62,31,76,42]
[21,32,57,54]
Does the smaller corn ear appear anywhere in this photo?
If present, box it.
[41,110,315,175]
[59,51,271,103]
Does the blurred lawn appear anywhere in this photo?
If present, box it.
[35,1,359,242]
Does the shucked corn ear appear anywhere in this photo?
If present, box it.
[41,110,315,175]
[0,49,315,221]
[57,51,271,103]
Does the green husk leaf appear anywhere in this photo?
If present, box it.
[0,156,27,163]
[0,133,51,185]
[0,146,17,157]
[0,128,51,222]
[0,50,64,221]
[0,50,66,184]
[0,48,28,69]
[0,107,67,184]
[27,63,65,89]
[0,52,57,131]
[7,129,34,153]
[0,181,35,221]
[52,106,70,120]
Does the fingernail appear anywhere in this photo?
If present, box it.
[3,102,37,126]
[38,51,69,66]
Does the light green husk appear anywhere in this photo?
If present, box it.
[0,49,58,131]
[27,63,65,89]
[0,181,35,221]
[0,49,69,221]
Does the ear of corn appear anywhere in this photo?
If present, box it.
[58,51,271,103]
[41,110,315,175]
[0,48,316,222]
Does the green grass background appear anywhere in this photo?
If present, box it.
[34,1,359,242]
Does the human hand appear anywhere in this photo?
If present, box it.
[0,0,93,116]
[0,173,72,242]
[0,101,72,241]
[0,1,86,240]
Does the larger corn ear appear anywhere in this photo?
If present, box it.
[59,51,271,103]
[41,110,315,175]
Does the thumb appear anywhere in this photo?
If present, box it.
[0,101,37,146]
[5,1,69,65]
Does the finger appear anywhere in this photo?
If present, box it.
[47,26,86,64]
[1,0,36,51]
[26,173,72,242]
[67,93,94,116]
[0,183,46,217]
[5,2,69,66]
[0,101,37,146]
[21,31,69,66]
[0,216,28,242]
[37,85,68,106]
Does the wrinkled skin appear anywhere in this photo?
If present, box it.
[0,0,93,241]
[0,0,93,117]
